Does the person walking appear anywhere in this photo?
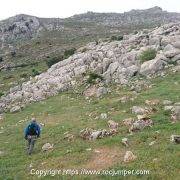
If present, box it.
[24,118,41,155]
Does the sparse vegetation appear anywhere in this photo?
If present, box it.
[0,56,3,62]
[87,72,103,84]
[31,68,40,77]
[0,73,179,179]
[2,74,14,80]
[64,48,76,59]
[0,92,4,97]
[110,35,123,41]
[19,72,29,78]
[139,48,157,63]
[46,56,64,68]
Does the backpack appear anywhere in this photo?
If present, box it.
[28,123,37,136]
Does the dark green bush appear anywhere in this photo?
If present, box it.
[32,68,40,77]
[64,48,76,59]
[87,72,103,84]
[111,35,123,41]
[0,92,4,97]
[46,56,64,68]
[139,48,157,63]
[0,56,3,62]
[134,30,139,34]
[117,35,123,41]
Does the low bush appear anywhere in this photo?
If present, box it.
[19,73,29,78]
[64,48,76,59]
[111,35,123,41]
[32,68,40,77]
[46,56,64,68]
[0,92,4,97]
[87,72,103,84]
[139,48,157,63]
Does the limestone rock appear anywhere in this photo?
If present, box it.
[140,57,166,76]
[107,120,118,129]
[10,106,21,113]
[122,138,129,147]
[170,135,180,144]
[42,143,54,151]
[96,87,108,98]
[124,151,137,163]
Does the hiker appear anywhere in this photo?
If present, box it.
[24,118,41,155]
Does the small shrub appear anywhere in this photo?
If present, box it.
[134,30,138,34]
[87,72,103,84]
[111,35,117,41]
[139,48,157,63]
[64,48,76,59]
[111,35,123,41]
[0,92,4,97]
[0,56,3,62]
[32,68,40,77]
[117,35,123,41]
[46,56,64,68]
[19,73,29,78]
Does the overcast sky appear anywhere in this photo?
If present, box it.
[0,0,179,20]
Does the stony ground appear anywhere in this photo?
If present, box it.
[0,72,179,179]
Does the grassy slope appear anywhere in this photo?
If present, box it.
[0,62,48,93]
[0,72,180,180]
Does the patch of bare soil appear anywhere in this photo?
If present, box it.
[84,147,124,170]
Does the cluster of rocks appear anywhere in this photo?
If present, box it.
[83,85,108,98]
[123,114,153,134]
[164,102,180,123]
[80,120,118,140]
[1,22,180,113]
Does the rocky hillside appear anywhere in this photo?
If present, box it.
[0,22,180,113]
[1,6,180,45]
[71,6,180,26]
[1,6,180,70]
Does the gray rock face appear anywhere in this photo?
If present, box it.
[96,87,108,98]
[140,57,166,76]
[10,106,21,113]
[1,22,180,113]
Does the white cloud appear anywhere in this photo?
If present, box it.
[0,0,179,20]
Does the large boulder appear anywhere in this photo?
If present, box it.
[140,56,166,76]
[10,106,21,113]
[163,44,180,58]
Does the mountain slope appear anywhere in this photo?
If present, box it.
[1,6,180,70]
[0,72,179,179]
[1,22,180,113]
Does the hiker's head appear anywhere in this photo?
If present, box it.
[31,117,36,123]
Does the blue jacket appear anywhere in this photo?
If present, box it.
[24,122,41,138]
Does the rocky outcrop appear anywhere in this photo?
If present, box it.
[1,7,180,49]
[71,7,180,27]
[0,22,180,113]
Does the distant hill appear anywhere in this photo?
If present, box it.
[1,6,180,70]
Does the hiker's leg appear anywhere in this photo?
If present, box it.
[27,137,31,150]
[29,137,36,155]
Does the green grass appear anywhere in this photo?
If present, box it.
[0,62,47,92]
[139,48,157,63]
[0,72,179,179]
